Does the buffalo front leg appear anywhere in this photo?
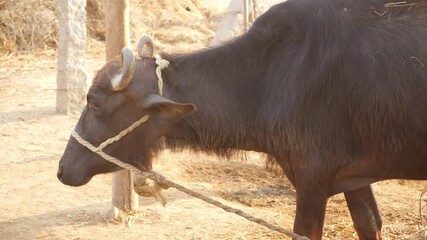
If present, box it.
[344,185,382,240]
[293,182,330,240]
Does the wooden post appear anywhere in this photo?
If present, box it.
[249,0,258,23]
[243,0,249,32]
[56,0,87,114]
[105,0,138,218]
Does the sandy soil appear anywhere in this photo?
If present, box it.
[0,1,426,239]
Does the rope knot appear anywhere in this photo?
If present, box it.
[155,55,169,70]
[135,171,171,190]
[133,171,170,206]
[154,55,169,96]
[149,171,171,190]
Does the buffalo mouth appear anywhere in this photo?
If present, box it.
[57,164,93,187]
[57,155,123,187]
[56,163,124,186]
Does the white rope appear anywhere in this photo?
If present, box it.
[68,54,309,239]
[97,115,149,151]
[69,57,170,202]
[70,114,150,172]
[69,54,168,169]
[71,127,309,239]
[71,130,140,173]
[154,55,169,96]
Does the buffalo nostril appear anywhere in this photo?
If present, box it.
[57,166,64,180]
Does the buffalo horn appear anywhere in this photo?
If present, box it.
[112,47,135,91]
[137,36,154,58]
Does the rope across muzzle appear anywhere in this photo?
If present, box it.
[70,113,170,206]
[71,114,150,173]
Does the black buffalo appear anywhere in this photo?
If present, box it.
[58,0,427,239]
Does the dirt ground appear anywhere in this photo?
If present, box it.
[0,1,426,239]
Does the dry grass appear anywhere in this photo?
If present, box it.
[127,0,222,53]
[0,0,57,52]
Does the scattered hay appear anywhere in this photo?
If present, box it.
[0,0,57,52]
[128,0,219,52]
[86,0,105,41]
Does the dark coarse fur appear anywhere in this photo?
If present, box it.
[162,0,427,179]
[157,0,427,238]
[59,0,427,239]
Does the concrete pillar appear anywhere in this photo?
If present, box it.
[56,0,87,114]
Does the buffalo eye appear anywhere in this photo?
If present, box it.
[88,102,100,110]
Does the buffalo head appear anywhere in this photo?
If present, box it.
[57,37,195,186]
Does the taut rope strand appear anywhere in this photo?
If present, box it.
[70,56,309,240]
[71,121,309,240]
[70,129,309,240]
[97,115,149,151]
[135,171,310,240]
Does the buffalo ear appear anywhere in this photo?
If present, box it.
[141,94,196,118]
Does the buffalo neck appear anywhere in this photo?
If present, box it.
[161,34,270,156]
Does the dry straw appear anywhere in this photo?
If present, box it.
[0,0,57,51]
[0,0,106,51]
